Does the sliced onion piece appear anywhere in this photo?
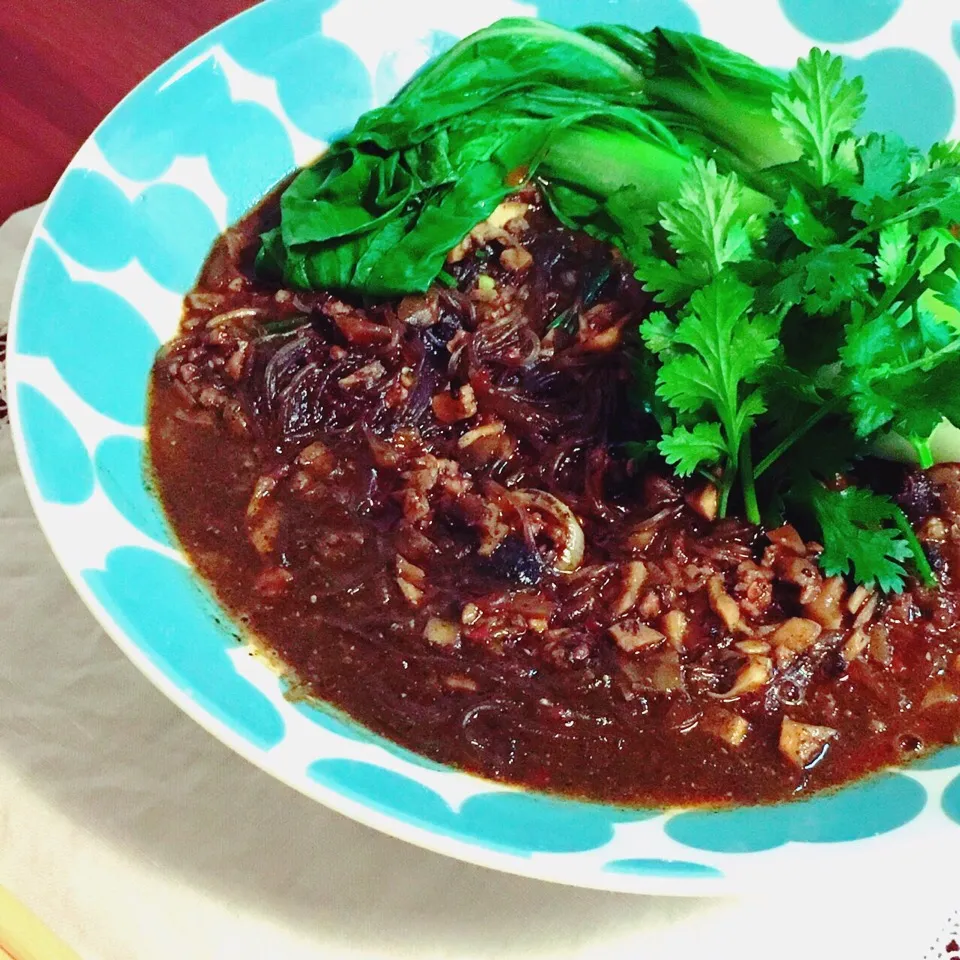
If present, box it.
[509,489,585,573]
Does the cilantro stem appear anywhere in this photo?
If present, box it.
[892,506,937,588]
[911,436,935,470]
[845,205,947,253]
[718,473,733,519]
[886,338,960,378]
[739,440,761,526]
[863,257,924,325]
[754,398,842,478]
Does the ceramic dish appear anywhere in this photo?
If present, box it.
[10,0,960,895]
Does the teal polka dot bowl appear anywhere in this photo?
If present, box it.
[9,0,960,895]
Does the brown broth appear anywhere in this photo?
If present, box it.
[147,185,960,806]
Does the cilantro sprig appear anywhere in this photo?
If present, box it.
[629,47,960,591]
[641,274,779,522]
[809,485,916,593]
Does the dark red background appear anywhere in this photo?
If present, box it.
[0,0,255,223]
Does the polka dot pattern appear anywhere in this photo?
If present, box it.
[779,0,902,43]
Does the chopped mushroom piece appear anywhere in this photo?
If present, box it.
[735,639,771,655]
[920,517,949,542]
[460,603,482,626]
[779,717,837,768]
[842,629,869,663]
[486,201,530,231]
[612,561,648,616]
[770,617,822,663]
[921,681,960,710]
[397,555,426,586]
[685,484,719,521]
[661,609,688,649]
[621,648,685,693]
[847,585,871,615]
[610,619,665,653]
[708,576,742,631]
[701,707,750,746]
[297,441,336,477]
[715,655,773,698]
[398,579,424,606]
[852,595,878,630]
[804,576,846,630]
[637,590,661,619]
[246,476,280,557]
[767,524,806,555]
[397,555,427,607]
[424,618,460,647]
[869,624,894,666]
[500,246,533,271]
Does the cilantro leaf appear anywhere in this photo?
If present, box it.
[925,248,960,313]
[659,422,725,476]
[782,185,836,248]
[621,439,661,463]
[656,275,777,426]
[844,134,914,219]
[775,244,874,315]
[864,163,960,230]
[638,310,675,354]
[632,256,705,305]
[928,140,960,169]
[634,157,765,303]
[772,48,866,187]
[657,157,765,274]
[874,220,912,287]
[840,305,960,438]
[808,484,912,592]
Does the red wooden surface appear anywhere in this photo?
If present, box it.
[0,0,256,223]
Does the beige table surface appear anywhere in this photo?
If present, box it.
[1,204,959,959]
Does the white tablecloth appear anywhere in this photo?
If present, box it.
[1,204,958,959]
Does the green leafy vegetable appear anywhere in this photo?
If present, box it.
[258,18,774,297]
[586,26,796,169]
[257,20,676,295]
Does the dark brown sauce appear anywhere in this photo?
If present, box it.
[147,182,960,806]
